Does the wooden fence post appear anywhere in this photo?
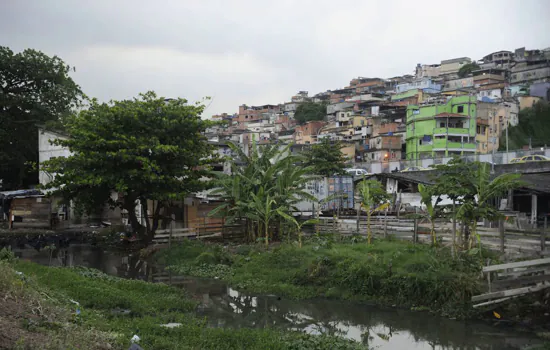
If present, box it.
[413,218,418,244]
[499,219,505,254]
[169,213,175,248]
[383,210,388,239]
[486,259,492,293]
[541,215,548,253]
[356,203,360,233]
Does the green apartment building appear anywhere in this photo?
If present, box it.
[406,95,477,160]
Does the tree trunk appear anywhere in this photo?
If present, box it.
[367,211,372,245]
[464,223,471,250]
[265,221,269,249]
[124,197,145,237]
[149,201,163,243]
[451,201,457,257]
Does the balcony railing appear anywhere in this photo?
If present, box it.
[433,127,470,135]
[432,139,476,150]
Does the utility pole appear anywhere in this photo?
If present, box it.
[505,103,509,163]
[491,107,500,173]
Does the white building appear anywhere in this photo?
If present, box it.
[38,128,71,186]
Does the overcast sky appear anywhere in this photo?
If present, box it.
[1,0,549,117]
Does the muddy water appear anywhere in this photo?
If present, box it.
[13,244,544,350]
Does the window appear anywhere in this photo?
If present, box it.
[457,105,464,113]
[440,122,445,128]
[476,126,481,134]
[499,116,503,122]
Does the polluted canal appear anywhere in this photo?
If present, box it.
[12,244,544,350]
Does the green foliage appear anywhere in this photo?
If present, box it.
[294,101,327,125]
[432,158,523,249]
[302,137,349,176]
[164,240,482,318]
[357,179,391,244]
[8,261,367,349]
[457,62,480,78]
[0,46,82,189]
[16,262,195,314]
[417,183,443,245]
[0,247,17,262]
[499,100,550,150]
[41,92,217,239]
[209,142,317,243]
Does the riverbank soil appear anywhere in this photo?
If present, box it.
[0,257,369,349]
[0,261,114,349]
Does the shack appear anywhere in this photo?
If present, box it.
[0,189,53,229]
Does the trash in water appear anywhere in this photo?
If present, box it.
[131,334,140,343]
[160,323,182,328]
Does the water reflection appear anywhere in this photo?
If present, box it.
[175,279,541,350]
[12,245,542,350]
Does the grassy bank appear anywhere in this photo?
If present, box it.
[0,255,369,349]
[159,237,485,318]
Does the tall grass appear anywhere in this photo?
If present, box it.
[7,260,369,349]
[162,238,484,317]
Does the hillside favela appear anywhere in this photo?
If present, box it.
[1,1,550,349]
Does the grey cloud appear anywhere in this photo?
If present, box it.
[1,0,549,115]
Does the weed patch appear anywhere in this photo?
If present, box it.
[2,260,369,349]
[161,239,484,317]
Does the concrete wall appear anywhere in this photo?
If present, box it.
[38,129,71,186]
[440,57,472,75]
[443,77,474,91]
[406,96,477,159]
[511,64,550,84]
[396,79,441,94]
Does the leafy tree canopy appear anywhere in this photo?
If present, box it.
[499,100,550,150]
[302,138,348,176]
[457,62,480,78]
[209,142,317,245]
[0,46,82,190]
[41,92,217,240]
[294,101,327,125]
[431,158,522,249]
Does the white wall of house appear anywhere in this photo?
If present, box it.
[38,129,71,186]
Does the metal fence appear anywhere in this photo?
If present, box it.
[355,147,550,174]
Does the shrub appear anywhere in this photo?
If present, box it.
[195,252,218,265]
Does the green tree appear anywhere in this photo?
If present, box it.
[357,179,391,244]
[0,47,82,190]
[303,138,348,176]
[417,184,443,245]
[209,142,317,244]
[499,101,550,150]
[457,62,480,78]
[433,159,522,250]
[41,92,216,241]
[294,101,327,125]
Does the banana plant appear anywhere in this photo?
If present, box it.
[276,210,319,248]
[357,178,391,244]
[417,183,442,245]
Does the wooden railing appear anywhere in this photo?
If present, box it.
[472,258,550,308]
[308,215,550,258]
[152,224,244,245]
